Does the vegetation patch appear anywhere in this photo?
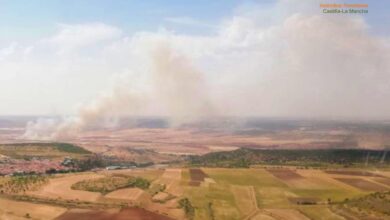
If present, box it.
[148,183,166,196]
[189,148,389,168]
[332,191,390,219]
[71,174,150,194]
[53,143,91,154]
[289,197,319,205]
[178,197,195,220]
[0,175,48,194]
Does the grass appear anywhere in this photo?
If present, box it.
[291,188,364,202]
[183,182,240,220]
[183,169,269,220]
[230,185,255,215]
[256,187,292,208]
[341,191,390,216]
[53,143,91,154]
[148,183,166,196]
[181,168,386,220]
[298,206,345,220]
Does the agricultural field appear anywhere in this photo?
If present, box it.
[27,173,104,202]
[180,168,390,220]
[0,175,48,194]
[0,197,67,220]
[0,165,389,219]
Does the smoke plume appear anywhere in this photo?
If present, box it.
[7,0,390,140]
[22,43,214,140]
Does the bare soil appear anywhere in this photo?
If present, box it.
[189,168,208,186]
[28,173,103,202]
[334,178,389,191]
[267,169,303,181]
[325,170,384,177]
[373,177,390,186]
[55,208,175,220]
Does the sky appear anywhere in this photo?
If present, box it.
[1,0,390,122]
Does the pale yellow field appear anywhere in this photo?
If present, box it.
[252,212,276,220]
[153,169,183,197]
[0,198,66,220]
[231,185,256,216]
[298,206,345,220]
[264,209,311,220]
[99,168,164,181]
[28,173,103,202]
[152,192,170,201]
[104,188,145,201]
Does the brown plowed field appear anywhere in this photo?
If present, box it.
[334,178,388,191]
[267,169,303,181]
[373,177,390,186]
[55,208,175,220]
[325,170,384,177]
[189,168,208,186]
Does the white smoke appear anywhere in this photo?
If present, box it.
[0,0,387,140]
[150,43,215,125]
[22,42,214,140]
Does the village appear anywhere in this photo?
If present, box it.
[0,155,71,176]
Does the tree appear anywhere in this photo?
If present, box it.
[179,198,195,220]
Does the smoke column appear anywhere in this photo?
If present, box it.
[22,43,214,140]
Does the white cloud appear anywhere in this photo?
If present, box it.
[47,23,122,55]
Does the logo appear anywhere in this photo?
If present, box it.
[320,3,368,14]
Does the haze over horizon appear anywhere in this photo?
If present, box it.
[1,0,390,122]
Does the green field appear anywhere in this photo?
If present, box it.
[180,168,389,220]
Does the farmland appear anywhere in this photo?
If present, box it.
[179,168,390,220]
[0,164,389,219]
[0,118,390,219]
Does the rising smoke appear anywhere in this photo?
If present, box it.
[14,0,390,140]
[22,42,214,140]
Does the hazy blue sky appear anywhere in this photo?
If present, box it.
[0,0,388,45]
[1,0,390,119]
[0,0,240,44]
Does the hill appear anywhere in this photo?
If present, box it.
[331,191,390,219]
[188,148,389,167]
[0,142,91,160]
